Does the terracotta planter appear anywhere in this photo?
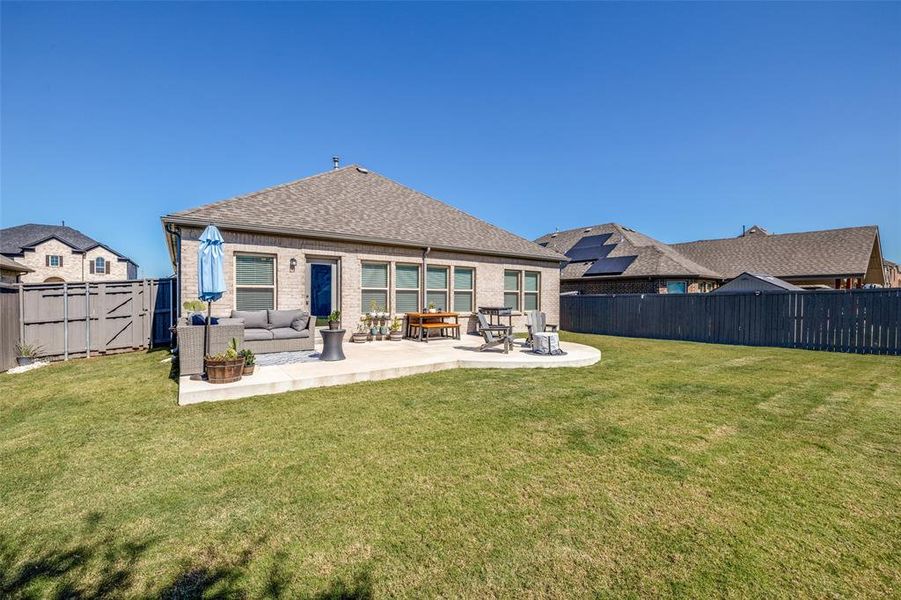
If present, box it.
[352,333,368,343]
[205,357,244,384]
[242,364,255,376]
[328,321,341,330]
[389,331,403,341]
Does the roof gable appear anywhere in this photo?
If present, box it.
[164,166,564,262]
[0,223,137,265]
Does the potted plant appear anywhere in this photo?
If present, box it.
[352,322,369,343]
[328,309,342,330]
[427,301,437,314]
[239,348,255,376]
[15,342,42,367]
[389,317,403,340]
[204,338,244,384]
[379,311,390,336]
[369,299,379,320]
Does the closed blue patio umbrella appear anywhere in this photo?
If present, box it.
[197,224,226,370]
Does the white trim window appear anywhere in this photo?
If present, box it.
[453,267,475,313]
[426,265,448,311]
[235,253,276,310]
[524,271,540,311]
[362,262,389,313]
[95,257,106,274]
[47,255,62,267]
[395,264,420,314]
[503,270,520,311]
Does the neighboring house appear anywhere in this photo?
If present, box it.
[884,259,901,288]
[0,255,34,283]
[536,223,886,294]
[0,223,139,283]
[673,225,885,290]
[161,164,564,332]
[711,272,804,293]
[534,223,722,295]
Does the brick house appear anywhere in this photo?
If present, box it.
[161,164,564,332]
[0,224,139,283]
[536,223,887,294]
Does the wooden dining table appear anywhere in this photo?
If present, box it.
[405,311,461,342]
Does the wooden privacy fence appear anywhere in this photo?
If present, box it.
[560,288,901,355]
[0,278,178,371]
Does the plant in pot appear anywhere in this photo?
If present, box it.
[389,317,403,340]
[183,299,209,325]
[427,301,437,314]
[239,348,255,376]
[368,299,379,320]
[15,342,43,367]
[352,322,369,343]
[204,338,244,384]
[328,309,342,330]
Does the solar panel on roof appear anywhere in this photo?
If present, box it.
[565,244,615,262]
[583,255,638,276]
[569,234,611,250]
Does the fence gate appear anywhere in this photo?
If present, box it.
[0,278,178,370]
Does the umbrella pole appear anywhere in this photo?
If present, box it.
[204,300,212,378]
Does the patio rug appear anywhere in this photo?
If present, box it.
[255,350,322,367]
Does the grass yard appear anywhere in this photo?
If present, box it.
[1,333,899,598]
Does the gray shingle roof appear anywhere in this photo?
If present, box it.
[1,224,99,255]
[535,223,721,280]
[164,166,565,262]
[0,223,136,264]
[0,255,33,273]
[672,226,879,279]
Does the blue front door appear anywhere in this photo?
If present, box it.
[310,263,333,317]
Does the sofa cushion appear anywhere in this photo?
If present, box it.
[243,328,274,341]
[231,310,268,329]
[268,309,307,329]
[191,314,218,326]
[271,327,311,340]
[216,317,244,327]
[291,313,310,331]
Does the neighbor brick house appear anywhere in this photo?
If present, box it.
[537,223,886,294]
[161,164,564,332]
[884,259,901,288]
[0,224,139,283]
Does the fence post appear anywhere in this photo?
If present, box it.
[63,283,69,361]
[85,282,91,358]
[18,283,25,345]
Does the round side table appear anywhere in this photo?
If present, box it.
[320,328,346,361]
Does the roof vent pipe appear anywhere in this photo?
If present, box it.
[332,156,340,170]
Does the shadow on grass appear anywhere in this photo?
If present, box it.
[1,514,374,598]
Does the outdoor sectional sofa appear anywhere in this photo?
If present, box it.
[176,309,316,376]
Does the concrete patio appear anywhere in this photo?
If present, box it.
[178,333,601,405]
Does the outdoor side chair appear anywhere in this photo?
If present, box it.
[476,311,513,354]
[525,310,558,348]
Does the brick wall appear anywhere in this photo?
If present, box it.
[178,227,560,333]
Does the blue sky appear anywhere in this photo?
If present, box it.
[2,1,899,277]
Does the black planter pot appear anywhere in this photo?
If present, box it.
[16,356,34,367]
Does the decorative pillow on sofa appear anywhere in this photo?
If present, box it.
[216,317,244,327]
[191,314,218,326]
[231,310,269,329]
[268,309,309,330]
[291,312,311,331]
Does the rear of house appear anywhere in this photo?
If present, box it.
[162,165,564,333]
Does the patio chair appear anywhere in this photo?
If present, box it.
[525,310,558,348]
[476,312,513,354]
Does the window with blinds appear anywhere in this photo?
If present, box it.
[503,270,520,311]
[524,271,540,311]
[453,267,474,312]
[362,262,388,313]
[426,266,448,311]
[395,264,419,314]
[235,254,276,310]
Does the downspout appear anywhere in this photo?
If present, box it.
[165,222,182,314]
[421,247,431,309]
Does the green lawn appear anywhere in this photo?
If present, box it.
[1,334,898,598]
